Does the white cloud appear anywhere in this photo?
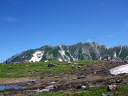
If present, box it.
[87,39,92,42]
[4,17,19,22]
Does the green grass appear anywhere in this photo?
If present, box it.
[0,60,92,78]
[28,84,128,96]
[0,60,128,96]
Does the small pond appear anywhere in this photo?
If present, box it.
[0,85,26,90]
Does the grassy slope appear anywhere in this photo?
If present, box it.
[1,84,128,96]
[29,85,128,96]
[0,60,93,78]
[0,60,128,96]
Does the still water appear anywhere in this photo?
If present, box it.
[0,85,26,90]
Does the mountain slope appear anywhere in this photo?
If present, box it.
[6,42,128,63]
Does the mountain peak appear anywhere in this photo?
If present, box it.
[5,42,128,63]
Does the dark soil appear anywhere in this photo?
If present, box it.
[3,60,128,96]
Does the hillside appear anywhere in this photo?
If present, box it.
[0,60,128,96]
[6,42,128,63]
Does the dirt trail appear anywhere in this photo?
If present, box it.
[0,78,30,85]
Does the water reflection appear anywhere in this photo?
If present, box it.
[0,85,26,90]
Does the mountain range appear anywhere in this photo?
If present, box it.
[6,42,128,63]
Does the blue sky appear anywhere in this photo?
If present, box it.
[0,0,128,62]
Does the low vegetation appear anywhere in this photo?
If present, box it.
[0,60,93,78]
[29,84,128,96]
[0,60,128,96]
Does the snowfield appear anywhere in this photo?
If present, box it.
[29,51,44,62]
[109,64,128,75]
[58,45,70,61]
[58,58,63,62]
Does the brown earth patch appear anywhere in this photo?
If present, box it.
[0,78,30,85]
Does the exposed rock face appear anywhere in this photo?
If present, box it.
[6,42,128,62]
[107,85,117,91]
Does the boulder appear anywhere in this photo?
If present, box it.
[28,80,36,85]
[76,84,86,89]
[71,65,74,68]
[81,69,84,71]
[48,64,55,67]
[8,66,12,69]
[116,79,123,83]
[78,66,82,68]
[54,85,58,89]
[40,76,44,79]
[107,85,117,92]
[101,93,108,96]
[77,76,85,79]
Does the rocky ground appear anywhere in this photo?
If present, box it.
[1,60,128,96]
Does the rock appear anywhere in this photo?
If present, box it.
[81,69,84,71]
[48,64,55,67]
[41,89,49,92]
[51,81,56,84]
[101,93,108,96]
[107,85,117,92]
[8,66,12,69]
[78,66,82,68]
[81,85,86,89]
[24,60,29,62]
[37,85,54,93]
[74,63,77,65]
[124,60,127,63]
[116,79,123,83]
[91,68,94,71]
[51,67,55,70]
[36,89,43,93]
[28,80,36,85]
[95,79,104,83]
[87,65,91,67]
[71,65,75,68]
[13,62,16,64]
[94,71,97,74]
[77,84,82,89]
[46,85,54,89]
[69,85,71,88]
[77,76,85,79]
[54,85,58,89]
[32,71,35,74]
[77,84,85,89]
[40,76,44,79]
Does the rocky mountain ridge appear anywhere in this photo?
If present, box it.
[6,42,128,63]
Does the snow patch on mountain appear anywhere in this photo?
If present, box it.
[67,50,77,61]
[29,51,44,62]
[113,52,117,59]
[109,64,128,75]
[58,45,70,61]
[58,58,63,62]
[118,47,122,58]
[44,60,49,62]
